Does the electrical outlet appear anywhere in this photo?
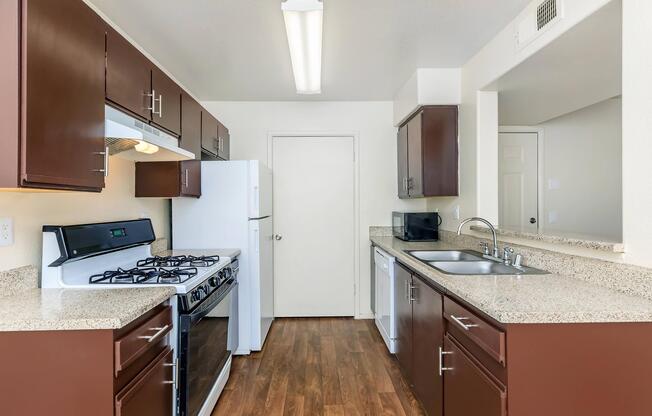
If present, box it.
[0,218,14,247]
[453,205,460,220]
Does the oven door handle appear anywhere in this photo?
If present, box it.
[187,279,237,324]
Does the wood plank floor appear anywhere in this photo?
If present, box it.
[211,318,425,416]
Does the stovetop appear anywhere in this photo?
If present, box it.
[86,254,230,295]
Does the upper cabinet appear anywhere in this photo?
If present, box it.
[397,106,458,198]
[150,66,181,135]
[105,27,152,121]
[217,121,230,160]
[0,0,106,191]
[180,92,202,158]
[106,27,181,136]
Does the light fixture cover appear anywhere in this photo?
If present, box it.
[282,0,323,94]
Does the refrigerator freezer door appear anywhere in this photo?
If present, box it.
[249,216,274,350]
[249,161,273,219]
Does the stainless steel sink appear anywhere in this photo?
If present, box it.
[406,250,484,262]
[404,249,548,275]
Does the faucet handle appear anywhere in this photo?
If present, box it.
[513,254,523,267]
[478,242,490,255]
[503,246,514,264]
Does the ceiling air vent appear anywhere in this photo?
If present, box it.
[515,0,563,50]
[537,0,558,30]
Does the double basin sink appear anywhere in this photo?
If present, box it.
[405,250,548,276]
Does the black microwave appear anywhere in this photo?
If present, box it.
[392,212,440,241]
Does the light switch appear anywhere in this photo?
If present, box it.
[453,205,460,220]
[0,218,14,247]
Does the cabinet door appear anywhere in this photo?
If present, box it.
[180,160,201,197]
[407,112,424,197]
[115,347,174,416]
[397,125,409,198]
[394,262,413,382]
[412,277,444,416]
[201,111,219,156]
[443,336,506,416]
[181,92,202,158]
[422,106,459,196]
[217,121,230,160]
[106,27,152,121]
[151,66,181,135]
[22,0,106,191]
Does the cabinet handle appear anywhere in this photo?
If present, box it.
[407,177,414,190]
[145,90,155,111]
[405,279,409,300]
[158,93,163,118]
[91,146,109,177]
[409,284,416,303]
[163,358,178,388]
[184,169,189,188]
[450,315,479,331]
[213,138,219,152]
[438,346,454,376]
[402,177,408,193]
[137,325,170,343]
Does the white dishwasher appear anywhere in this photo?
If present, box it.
[374,247,396,353]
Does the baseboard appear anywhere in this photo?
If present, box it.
[355,313,374,320]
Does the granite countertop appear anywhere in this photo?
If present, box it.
[0,287,176,332]
[155,248,241,259]
[371,236,652,324]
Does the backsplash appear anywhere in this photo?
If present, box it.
[0,157,169,271]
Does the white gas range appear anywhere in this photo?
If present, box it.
[40,219,239,416]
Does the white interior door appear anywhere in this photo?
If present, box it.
[273,136,355,317]
[498,132,539,231]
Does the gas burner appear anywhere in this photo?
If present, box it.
[137,255,220,268]
[89,267,198,284]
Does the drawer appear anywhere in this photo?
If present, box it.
[444,297,506,365]
[115,306,172,373]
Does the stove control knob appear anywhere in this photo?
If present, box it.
[208,277,218,287]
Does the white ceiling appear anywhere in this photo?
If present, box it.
[87,0,532,101]
[490,0,622,125]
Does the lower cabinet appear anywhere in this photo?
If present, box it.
[394,262,444,416]
[394,262,414,381]
[135,160,201,198]
[442,335,506,416]
[0,303,174,416]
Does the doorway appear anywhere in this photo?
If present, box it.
[498,132,539,231]
[271,136,356,317]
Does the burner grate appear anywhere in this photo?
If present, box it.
[89,267,198,284]
[136,255,220,268]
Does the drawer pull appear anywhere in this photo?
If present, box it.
[451,315,479,331]
[438,346,454,376]
[137,325,170,343]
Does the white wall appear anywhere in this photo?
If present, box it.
[393,68,461,126]
[0,158,169,271]
[201,101,426,317]
[512,97,622,241]
[427,0,615,232]
[622,0,652,266]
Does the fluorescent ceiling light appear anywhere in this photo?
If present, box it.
[282,0,323,94]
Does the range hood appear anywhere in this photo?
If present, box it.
[105,105,195,161]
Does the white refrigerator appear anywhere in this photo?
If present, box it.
[172,160,274,354]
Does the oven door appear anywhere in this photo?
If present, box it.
[178,279,238,416]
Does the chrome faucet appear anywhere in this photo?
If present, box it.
[457,217,500,258]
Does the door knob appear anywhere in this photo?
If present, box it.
[274,234,283,241]
[529,217,537,224]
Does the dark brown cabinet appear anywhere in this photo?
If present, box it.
[394,262,414,382]
[106,27,152,121]
[412,277,444,416]
[0,0,106,191]
[397,106,458,198]
[135,160,201,198]
[394,262,445,416]
[217,121,230,160]
[201,111,220,157]
[443,335,506,416]
[151,66,181,135]
[106,28,181,136]
[181,92,202,158]
[115,347,174,416]
[0,303,173,416]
